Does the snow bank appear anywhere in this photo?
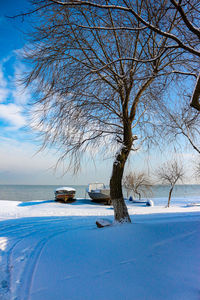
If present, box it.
[0,199,199,300]
[0,198,200,221]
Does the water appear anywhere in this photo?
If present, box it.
[126,184,200,206]
[0,185,87,202]
[0,184,199,205]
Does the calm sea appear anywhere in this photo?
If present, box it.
[0,184,199,205]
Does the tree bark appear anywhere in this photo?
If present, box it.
[110,117,134,223]
[110,157,131,223]
[167,186,173,207]
[110,119,133,223]
[190,72,200,111]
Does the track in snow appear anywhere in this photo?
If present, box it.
[0,217,93,300]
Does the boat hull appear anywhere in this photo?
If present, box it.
[131,200,147,204]
[55,193,76,203]
[88,191,110,204]
[55,187,76,203]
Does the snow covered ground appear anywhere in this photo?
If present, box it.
[0,198,200,300]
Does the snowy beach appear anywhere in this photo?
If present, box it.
[0,198,200,300]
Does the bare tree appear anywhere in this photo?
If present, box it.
[35,0,200,111]
[123,172,152,200]
[16,0,195,223]
[157,160,184,207]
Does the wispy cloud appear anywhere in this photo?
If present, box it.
[0,55,30,130]
[0,65,9,103]
[0,103,26,129]
[0,88,9,103]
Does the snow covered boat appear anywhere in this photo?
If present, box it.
[128,196,147,203]
[132,200,147,204]
[54,187,76,203]
[87,183,110,204]
[187,202,200,207]
[128,197,154,206]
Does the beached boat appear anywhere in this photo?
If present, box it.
[128,196,154,206]
[129,196,147,204]
[132,199,147,204]
[54,187,76,203]
[87,183,110,204]
[187,202,200,207]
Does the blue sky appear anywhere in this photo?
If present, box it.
[0,0,114,185]
[0,1,198,185]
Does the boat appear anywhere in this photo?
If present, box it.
[128,196,147,203]
[128,196,154,206]
[132,200,147,204]
[187,202,200,207]
[87,183,110,204]
[54,187,76,203]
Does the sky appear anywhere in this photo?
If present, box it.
[0,1,198,185]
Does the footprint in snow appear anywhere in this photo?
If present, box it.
[1,280,8,289]
[16,256,25,262]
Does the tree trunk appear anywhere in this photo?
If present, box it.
[134,190,141,200]
[167,186,173,207]
[110,145,131,223]
[109,109,134,223]
[190,72,200,111]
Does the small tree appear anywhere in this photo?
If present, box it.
[123,172,152,200]
[157,160,184,207]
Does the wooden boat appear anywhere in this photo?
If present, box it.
[54,187,76,203]
[87,183,110,204]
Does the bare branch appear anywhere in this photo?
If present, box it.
[49,0,200,57]
[170,0,200,38]
[74,24,147,31]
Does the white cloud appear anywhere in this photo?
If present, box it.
[0,58,29,129]
[0,65,9,103]
[0,65,7,88]
[0,88,9,103]
[0,103,26,129]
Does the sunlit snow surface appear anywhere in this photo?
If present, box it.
[0,199,199,300]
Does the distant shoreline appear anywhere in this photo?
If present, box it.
[0,184,199,202]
